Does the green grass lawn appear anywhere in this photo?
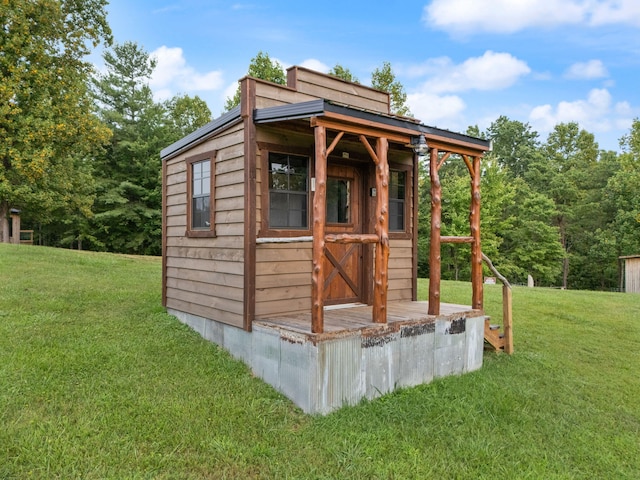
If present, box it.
[1,244,639,479]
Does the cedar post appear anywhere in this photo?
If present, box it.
[372,137,389,323]
[503,284,513,354]
[428,147,441,315]
[312,126,327,333]
[470,155,483,310]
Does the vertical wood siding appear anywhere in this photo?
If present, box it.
[625,258,640,293]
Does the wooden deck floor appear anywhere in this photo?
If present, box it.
[254,301,482,339]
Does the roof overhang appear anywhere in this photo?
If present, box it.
[254,99,492,155]
[161,99,492,161]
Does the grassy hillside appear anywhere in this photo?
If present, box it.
[1,244,639,479]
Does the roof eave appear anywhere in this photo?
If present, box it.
[160,105,242,161]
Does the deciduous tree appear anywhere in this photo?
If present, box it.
[0,0,112,242]
[224,51,285,111]
[371,61,411,117]
[329,64,359,83]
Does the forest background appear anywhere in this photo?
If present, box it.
[2,0,639,292]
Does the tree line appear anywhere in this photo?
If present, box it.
[2,1,639,291]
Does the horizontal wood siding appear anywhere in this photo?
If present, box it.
[255,243,312,318]
[388,238,414,301]
[254,81,316,110]
[164,123,245,329]
[288,66,390,114]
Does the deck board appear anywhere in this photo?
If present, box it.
[254,300,481,338]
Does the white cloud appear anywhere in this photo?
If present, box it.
[149,46,224,101]
[418,51,530,93]
[589,0,640,26]
[564,60,608,79]
[407,92,466,127]
[299,58,330,74]
[424,0,585,34]
[424,0,640,34]
[528,88,632,134]
[222,81,239,102]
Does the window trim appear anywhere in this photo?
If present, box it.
[388,163,412,240]
[186,150,216,238]
[258,143,313,237]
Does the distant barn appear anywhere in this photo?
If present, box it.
[620,255,640,293]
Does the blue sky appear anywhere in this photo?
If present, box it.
[103,0,640,151]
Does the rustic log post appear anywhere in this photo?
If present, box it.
[312,126,328,333]
[373,137,389,323]
[470,155,483,310]
[428,147,441,315]
[503,284,514,354]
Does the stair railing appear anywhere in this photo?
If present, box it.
[482,253,513,354]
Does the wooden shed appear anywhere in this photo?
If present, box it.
[161,67,492,413]
[620,255,640,293]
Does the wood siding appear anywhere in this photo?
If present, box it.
[255,243,313,317]
[164,68,418,327]
[388,239,414,301]
[164,123,246,328]
[624,257,640,293]
[288,66,390,114]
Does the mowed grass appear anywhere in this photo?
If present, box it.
[1,244,639,479]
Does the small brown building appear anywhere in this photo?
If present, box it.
[161,67,491,413]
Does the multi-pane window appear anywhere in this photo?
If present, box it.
[191,159,211,230]
[268,153,309,229]
[389,170,406,231]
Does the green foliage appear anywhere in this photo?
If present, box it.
[0,0,112,242]
[329,64,360,83]
[371,61,412,117]
[486,116,541,178]
[89,42,211,255]
[1,245,640,478]
[224,51,286,111]
[90,41,164,255]
[163,94,212,140]
[419,116,636,290]
[605,121,640,259]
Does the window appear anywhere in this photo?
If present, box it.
[268,152,309,229]
[326,177,350,224]
[186,151,215,237]
[192,160,210,229]
[389,170,406,232]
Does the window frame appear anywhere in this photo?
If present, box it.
[185,150,216,238]
[388,163,412,239]
[259,143,313,237]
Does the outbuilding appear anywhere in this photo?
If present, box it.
[160,67,492,413]
[620,255,640,293]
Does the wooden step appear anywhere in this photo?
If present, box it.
[484,317,505,351]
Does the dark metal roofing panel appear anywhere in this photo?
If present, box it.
[162,98,490,160]
[160,105,242,160]
[254,99,491,151]
[253,99,326,123]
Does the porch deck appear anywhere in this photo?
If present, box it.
[254,300,483,340]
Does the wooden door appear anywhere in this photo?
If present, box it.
[323,164,364,305]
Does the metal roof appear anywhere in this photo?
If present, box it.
[254,99,491,150]
[161,99,491,160]
[160,105,241,160]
